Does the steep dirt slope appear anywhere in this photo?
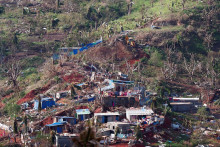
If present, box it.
[84,40,147,64]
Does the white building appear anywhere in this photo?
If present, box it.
[126,107,154,121]
[94,112,119,123]
[107,122,130,134]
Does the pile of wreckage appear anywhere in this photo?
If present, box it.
[1,69,207,146]
[13,71,169,146]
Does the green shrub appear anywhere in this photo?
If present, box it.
[4,103,21,116]
[148,50,163,67]
[0,6,5,14]
[19,91,26,98]
[31,73,41,83]
[21,56,45,69]
[0,89,14,97]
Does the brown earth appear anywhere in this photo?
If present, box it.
[17,80,55,105]
[84,41,148,64]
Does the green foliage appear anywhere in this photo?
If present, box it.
[14,119,18,134]
[114,126,120,140]
[54,76,61,84]
[22,67,38,78]
[30,73,41,83]
[21,56,45,69]
[19,91,26,98]
[35,131,50,142]
[0,89,14,98]
[62,24,72,32]
[74,126,97,147]
[87,6,99,22]
[197,107,209,120]
[156,81,171,98]
[135,125,142,141]
[4,103,21,116]
[150,96,165,110]
[141,67,157,77]
[52,18,59,28]
[0,6,5,14]
[23,7,30,15]
[148,50,163,67]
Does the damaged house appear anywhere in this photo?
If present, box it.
[94,112,119,123]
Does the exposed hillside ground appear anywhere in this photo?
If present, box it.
[0,0,219,107]
[0,0,220,146]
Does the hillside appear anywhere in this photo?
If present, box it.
[0,0,219,109]
[0,0,220,146]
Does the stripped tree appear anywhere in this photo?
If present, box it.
[127,0,134,15]
[183,54,200,81]
[161,47,178,81]
[2,57,21,88]
[205,57,220,89]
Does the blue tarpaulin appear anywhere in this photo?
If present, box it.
[53,38,102,60]
[102,116,105,123]
[52,54,59,60]
[76,83,85,87]
[46,121,67,127]
[100,79,115,91]
[117,134,127,139]
[57,127,62,133]
[112,80,134,85]
[88,97,95,102]
[34,98,55,110]
[73,49,78,55]
[80,115,84,121]
[72,38,102,54]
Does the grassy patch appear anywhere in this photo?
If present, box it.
[21,56,45,69]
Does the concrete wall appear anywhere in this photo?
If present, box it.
[171,104,193,112]
[55,135,74,147]
[97,115,118,123]
[103,96,137,107]
[0,123,10,132]
[107,123,130,134]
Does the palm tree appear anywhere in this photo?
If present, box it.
[114,127,120,141]
[155,81,170,98]
[72,121,100,147]
[23,115,28,133]
[50,130,56,145]
[13,118,18,134]
[70,83,81,99]
[38,95,42,112]
[214,99,220,106]
[151,97,158,110]
[135,125,142,141]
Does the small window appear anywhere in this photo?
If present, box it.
[113,126,115,130]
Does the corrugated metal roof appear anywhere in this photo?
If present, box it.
[94,112,119,116]
[60,116,75,119]
[173,97,199,101]
[76,109,90,115]
[46,121,67,127]
[126,108,154,115]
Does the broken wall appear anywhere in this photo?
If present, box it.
[103,96,137,107]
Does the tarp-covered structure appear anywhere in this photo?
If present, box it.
[34,98,55,110]
[76,109,90,121]
[45,121,67,133]
[53,38,102,60]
